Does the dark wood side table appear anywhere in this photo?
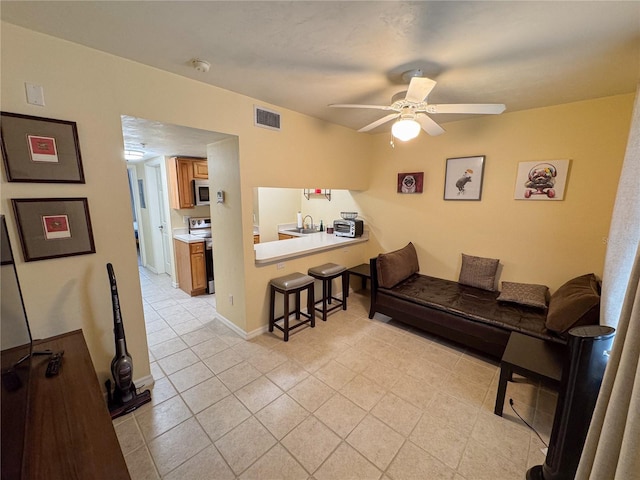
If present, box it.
[347,263,371,292]
[494,332,566,416]
[24,330,130,479]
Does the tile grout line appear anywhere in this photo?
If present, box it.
[127,265,553,479]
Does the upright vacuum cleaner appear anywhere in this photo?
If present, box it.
[105,263,151,419]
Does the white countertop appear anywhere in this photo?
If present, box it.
[254,231,368,265]
[173,233,206,244]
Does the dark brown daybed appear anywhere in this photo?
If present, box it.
[368,243,601,359]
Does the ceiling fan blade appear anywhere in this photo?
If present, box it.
[416,113,445,136]
[329,104,393,111]
[358,113,399,132]
[405,77,437,103]
[429,104,506,114]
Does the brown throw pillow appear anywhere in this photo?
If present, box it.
[545,273,601,333]
[497,282,549,309]
[377,242,420,288]
[458,253,499,291]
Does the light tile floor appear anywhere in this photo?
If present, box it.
[114,265,558,479]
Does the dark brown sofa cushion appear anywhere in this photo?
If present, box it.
[458,253,499,291]
[497,282,549,309]
[546,273,601,333]
[377,242,420,288]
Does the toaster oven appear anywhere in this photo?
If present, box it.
[333,219,364,238]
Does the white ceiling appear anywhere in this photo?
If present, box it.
[3,1,639,157]
[120,115,229,161]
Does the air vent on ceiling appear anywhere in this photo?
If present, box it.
[254,105,281,131]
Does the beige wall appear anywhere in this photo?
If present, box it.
[257,188,303,242]
[299,189,363,231]
[361,93,634,291]
[1,23,371,384]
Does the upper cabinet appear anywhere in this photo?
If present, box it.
[168,156,206,209]
[193,160,208,179]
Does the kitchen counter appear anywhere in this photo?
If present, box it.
[173,233,206,244]
[254,231,368,265]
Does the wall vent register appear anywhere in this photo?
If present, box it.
[254,105,281,131]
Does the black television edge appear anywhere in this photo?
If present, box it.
[1,214,33,479]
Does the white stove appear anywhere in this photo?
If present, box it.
[188,217,212,249]
[188,217,215,294]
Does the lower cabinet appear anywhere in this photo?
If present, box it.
[278,233,296,240]
[174,239,207,296]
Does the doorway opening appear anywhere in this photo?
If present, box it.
[121,115,230,296]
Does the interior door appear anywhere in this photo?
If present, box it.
[155,166,172,274]
[127,166,146,266]
[144,163,164,274]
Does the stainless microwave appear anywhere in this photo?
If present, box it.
[333,219,364,238]
[193,180,210,206]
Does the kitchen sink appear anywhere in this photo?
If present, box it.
[285,228,319,234]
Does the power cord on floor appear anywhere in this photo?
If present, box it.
[509,398,548,448]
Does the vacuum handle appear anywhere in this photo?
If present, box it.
[107,263,127,350]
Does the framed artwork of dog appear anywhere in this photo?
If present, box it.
[444,155,485,200]
[514,159,571,200]
[397,172,424,194]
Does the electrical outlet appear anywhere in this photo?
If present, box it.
[277,262,285,270]
[228,294,233,305]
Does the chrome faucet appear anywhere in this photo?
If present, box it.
[302,215,314,229]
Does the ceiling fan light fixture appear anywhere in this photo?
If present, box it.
[392,118,421,141]
[124,149,144,161]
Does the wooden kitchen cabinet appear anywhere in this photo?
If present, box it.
[193,160,209,179]
[167,156,205,209]
[174,239,207,296]
[278,233,296,240]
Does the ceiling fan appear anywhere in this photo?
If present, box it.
[330,69,506,141]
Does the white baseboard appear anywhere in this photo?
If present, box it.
[135,374,155,391]
[102,374,155,404]
[212,288,354,341]
[246,324,269,339]
[214,312,250,340]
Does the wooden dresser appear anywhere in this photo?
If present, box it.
[24,330,130,479]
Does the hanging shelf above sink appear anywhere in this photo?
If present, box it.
[304,188,331,201]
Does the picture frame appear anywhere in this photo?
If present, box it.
[397,172,424,194]
[514,159,571,201]
[444,155,485,200]
[1,112,85,183]
[11,198,96,262]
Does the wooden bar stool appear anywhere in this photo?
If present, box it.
[269,272,315,341]
[308,263,347,321]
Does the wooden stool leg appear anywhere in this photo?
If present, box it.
[283,291,290,342]
[345,272,350,298]
[308,284,315,328]
[322,279,328,321]
[327,278,333,304]
[295,290,301,320]
[269,286,275,332]
[342,272,348,310]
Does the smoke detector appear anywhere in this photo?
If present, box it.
[191,59,211,73]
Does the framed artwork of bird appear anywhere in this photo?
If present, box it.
[444,156,486,201]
